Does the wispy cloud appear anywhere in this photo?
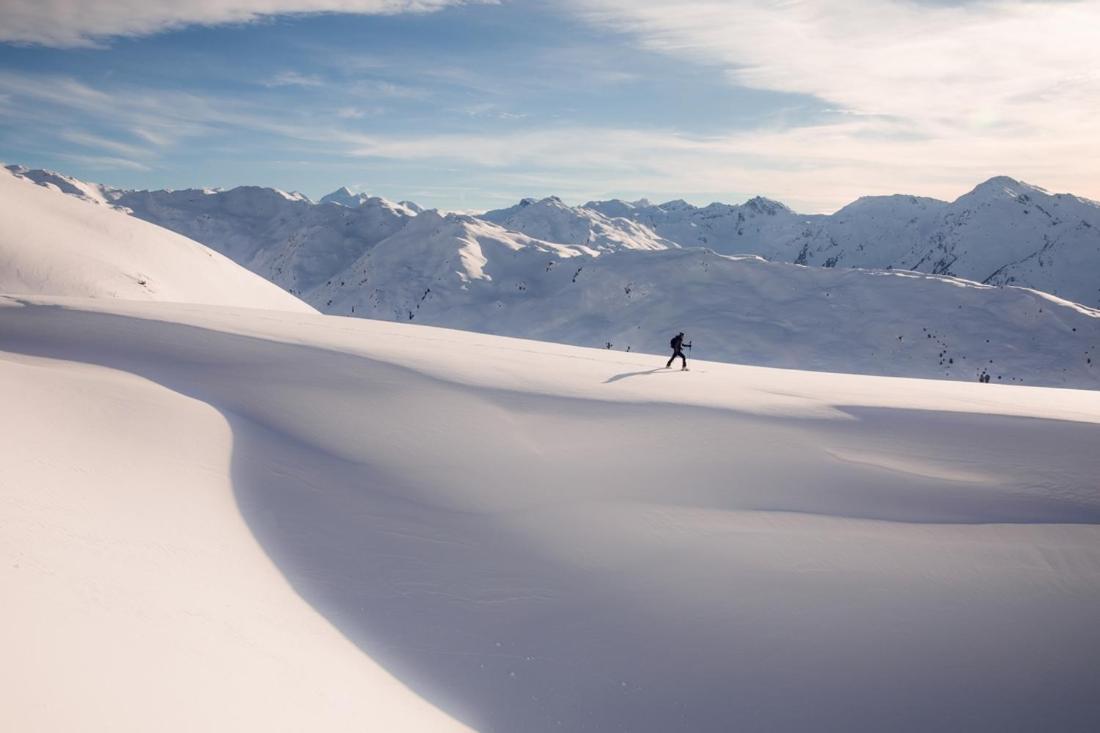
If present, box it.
[0,0,488,48]
[334,116,1100,211]
[57,154,153,171]
[131,127,176,147]
[564,0,1100,203]
[335,106,377,119]
[59,130,155,159]
[265,71,327,88]
[572,1,1100,121]
[0,71,330,149]
[462,102,526,120]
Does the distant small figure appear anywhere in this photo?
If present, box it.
[666,332,690,370]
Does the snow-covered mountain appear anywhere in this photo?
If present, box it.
[314,239,1100,389]
[319,185,423,215]
[109,185,417,297]
[481,195,676,251]
[15,165,1098,308]
[0,166,313,311]
[5,295,1100,731]
[587,177,1100,308]
[312,208,596,314]
[7,165,1098,388]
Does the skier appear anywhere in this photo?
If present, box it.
[666,332,690,370]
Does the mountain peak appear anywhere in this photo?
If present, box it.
[977,175,1022,188]
[966,175,1048,201]
[320,186,365,207]
[744,196,792,215]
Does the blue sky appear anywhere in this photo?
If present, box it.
[1,1,1097,212]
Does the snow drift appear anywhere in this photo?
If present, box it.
[3,295,1100,732]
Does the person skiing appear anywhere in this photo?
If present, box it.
[666,332,690,370]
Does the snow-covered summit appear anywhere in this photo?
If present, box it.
[5,163,112,205]
[481,195,676,252]
[963,175,1048,201]
[319,185,358,206]
[834,194,946,217]
[319,185,421,216]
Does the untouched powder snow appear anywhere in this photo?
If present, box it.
[3,295,1100,732]
[0,167,313,311]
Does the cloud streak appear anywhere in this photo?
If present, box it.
[0,0,484,47]
[567,0,1100,202]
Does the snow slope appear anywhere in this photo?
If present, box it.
[314,244,1100,389]
[0,166,312,311]
[3,296,1100,732]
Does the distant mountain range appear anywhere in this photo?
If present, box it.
[21,163,1095,307]
[583,177,1100,308]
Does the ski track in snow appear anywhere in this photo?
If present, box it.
[4,297,1100,732]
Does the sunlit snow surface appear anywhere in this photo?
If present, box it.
[3,297,1100,732]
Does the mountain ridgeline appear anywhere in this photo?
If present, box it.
[6,164,1099,388]
[585,178,1100,308]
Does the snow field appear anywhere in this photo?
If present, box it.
[3,296,1099,732]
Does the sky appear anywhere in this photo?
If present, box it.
[1,0,1097,212]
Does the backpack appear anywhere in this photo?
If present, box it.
[670,336,679,349]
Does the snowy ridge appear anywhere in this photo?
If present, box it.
[0,167,313,311]
[587,177,1100,307]
[481,195,676,251]
[110,184,416,296]
[319,185,423,216]
[5,163,112,205]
